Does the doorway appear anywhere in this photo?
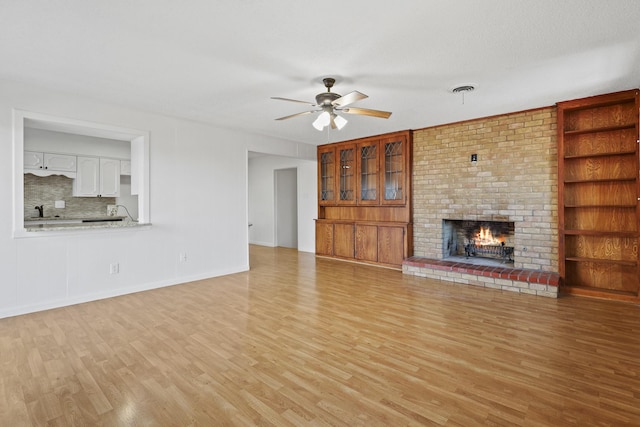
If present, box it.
[275,168,298,249]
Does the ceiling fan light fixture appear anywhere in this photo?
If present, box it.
[273,77,391,131]
[313,111,330,131]
[333,114,347,130]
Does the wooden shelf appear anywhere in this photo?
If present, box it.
[564,204,636,208]
[563,150,636,160]
[565,257,637,267]
[561,285,640,302]
[563,123,635,136]
[563,229,638,237]
[564,177,636,184]
[558,90,639,300]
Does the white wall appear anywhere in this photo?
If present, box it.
[0,80,317,319]
[248,154,317,253]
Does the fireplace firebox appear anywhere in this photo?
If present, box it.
[443,220,515,264]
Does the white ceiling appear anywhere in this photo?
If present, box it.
[2,1,639,146]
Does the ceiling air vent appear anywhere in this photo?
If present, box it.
[451,85,475,94]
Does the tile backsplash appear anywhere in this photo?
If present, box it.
[24,173,115,219]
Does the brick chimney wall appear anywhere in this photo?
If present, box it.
[412,107,558,272]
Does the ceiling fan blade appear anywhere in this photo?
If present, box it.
[274,111,315,121]
[332,91,367,108]
[271,97,316,106]
[342,107,392,119]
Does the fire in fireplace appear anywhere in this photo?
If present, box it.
[443,220,515,264]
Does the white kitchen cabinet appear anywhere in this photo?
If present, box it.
[24,151,76,177]
[74,156,120,197]
[44,153,76,172]
[100,158,120,197]
[24,151,44,169]
[120,160,131,176]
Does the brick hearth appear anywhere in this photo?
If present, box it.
[403,257,559,298]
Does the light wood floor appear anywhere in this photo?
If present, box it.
[1,245,640,426]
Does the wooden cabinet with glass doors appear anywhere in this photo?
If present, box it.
[557,89,640,301]
[318,145,336,206]
[316,130,412,269]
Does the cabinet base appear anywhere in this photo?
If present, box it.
[315,254,403,271]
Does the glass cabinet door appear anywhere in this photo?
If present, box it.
[358,142,379,204]
[382,138,406,204]
[338,144,356,204]
[318,147,335,204]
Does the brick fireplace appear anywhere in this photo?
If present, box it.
[403,107,560,297]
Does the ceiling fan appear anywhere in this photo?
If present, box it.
[272,77,392,131]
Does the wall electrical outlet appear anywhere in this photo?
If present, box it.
[179,253,187,262]
[107,205,118,217]
[109,263,120,274]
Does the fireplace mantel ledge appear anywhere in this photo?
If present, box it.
[403,257,559,298]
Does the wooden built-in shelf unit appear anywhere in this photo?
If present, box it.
[557,89,639,301]
[316,130,412,269]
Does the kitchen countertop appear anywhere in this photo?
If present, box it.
[24,216,127,222]
[24,217,151,232]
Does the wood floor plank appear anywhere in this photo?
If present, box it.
[1,245,640,425]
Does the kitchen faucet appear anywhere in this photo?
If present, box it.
[35,205,43,218]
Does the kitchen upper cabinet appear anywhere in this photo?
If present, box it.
[74,156,121,197]
[120,160,131,176]
[24,151,44,169]
[45,153,77,172]
[24,151,77,177]
[100,158,121,196]
[75,157,99,196]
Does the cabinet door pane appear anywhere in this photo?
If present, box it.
[338,146,355,203]
[319,151,335,202]
[359,143,378,203]
[383,141,404,202]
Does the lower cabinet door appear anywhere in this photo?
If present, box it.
[333,223,355,258]
[316,222,334,256]
[355,224,378,262]
[377,226,405,266]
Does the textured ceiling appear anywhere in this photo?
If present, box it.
[1,1,639,145]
